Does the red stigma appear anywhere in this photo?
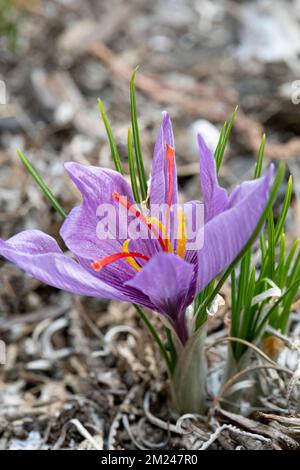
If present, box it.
[91,251,150,271]
[112,192,168,252]
[166,144,175,236]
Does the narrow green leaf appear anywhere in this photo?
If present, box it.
[235,267,256,359]
[254,274,300,336]
[165,327,177,371]
[214,120,227,166]
[254,134,266,179]
[130,67,147,200]
[287,248,300,286]
[230,269,238,356]
[236,249,251,314]
[282,239,299,281]
[134,304,172,373]
[260,231,266,258]
[127,127,141,203]
[266,210,275,277]
[194,278,213,307]
[193,279,214,326]
[195,162,285,327]
[259,252,270,282]
[280,281,300,332]
[250,300,266,340]
[17,150,67,219]
[276,232,286,287]
[245,266,256,309]
[98,99,124,175]
[274,175,292,243]
[215,106,238,172]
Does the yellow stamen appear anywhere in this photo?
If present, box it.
[146,217,173,253]
[122,239,142,271]
[177,207,186,259]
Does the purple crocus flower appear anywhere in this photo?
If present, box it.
[0,112,273,344]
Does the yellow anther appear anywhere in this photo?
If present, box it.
[177,207,186,259]
[146,217,173,253]
[122,239,142,271]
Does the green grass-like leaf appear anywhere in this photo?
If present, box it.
[228,165,298,360]
[127,127,141,203]
[275,175,292,243]
[254,274,300,336]
[130,67,148,200]
[215,106,238,172]
[17,150,67,219]
[134,304,172,373]
[195,162,285,329]
[254,134,266,179]
[98,99,124,175]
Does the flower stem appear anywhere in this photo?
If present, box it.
[171,323,207,414]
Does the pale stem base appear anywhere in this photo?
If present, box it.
[171,323,207,415]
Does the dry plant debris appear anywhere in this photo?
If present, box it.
[1,0,300,450]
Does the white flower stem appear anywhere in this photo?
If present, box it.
[171,323,207,414]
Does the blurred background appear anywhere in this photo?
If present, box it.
[1,0,300,450]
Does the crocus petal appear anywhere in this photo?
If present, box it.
[198,133,228,223]
[182,200,205,264]
[125,252,195,343]
[149,112,178,206]
[195,166,274,293]
[60,162,135,260]
[61,161,159,267]
[60,162,133,260]
[0,230,126,300]
[76,255,158,310]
